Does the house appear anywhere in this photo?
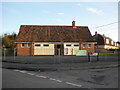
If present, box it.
[15,21,96,56]
[93,32,119,52]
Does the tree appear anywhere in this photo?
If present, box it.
[2,33,17,48]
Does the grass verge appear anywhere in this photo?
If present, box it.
[99,53,120,56]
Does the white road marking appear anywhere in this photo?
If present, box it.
[54,79,62,83]
[49,78,62,83]
[49,78,56,81]
[35,75,47,79]
[65,82,82,87]
[19,71,27,73]
[27,73,35,75]
[13,70,82,87]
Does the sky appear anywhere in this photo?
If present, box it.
[1,1,119,42]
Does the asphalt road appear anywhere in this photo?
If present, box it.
[2,67,118,89]
[2,69,81,88]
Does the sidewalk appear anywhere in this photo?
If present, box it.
[2,60,119,71]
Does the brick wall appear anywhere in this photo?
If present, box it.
[17,43,34,56]
[17,43,95,56]
[80,43,95,53]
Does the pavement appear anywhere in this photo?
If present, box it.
[2,59,119,72]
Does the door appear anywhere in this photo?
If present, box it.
[54,44,64,55]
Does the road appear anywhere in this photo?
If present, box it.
[2,67,118,89]
[2,69,81,88]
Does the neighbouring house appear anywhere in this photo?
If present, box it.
[93,32,119,53]
[15,21,96,56]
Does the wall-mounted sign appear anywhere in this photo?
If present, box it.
[76,50,87,56]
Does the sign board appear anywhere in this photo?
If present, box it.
[76,50,87,56]
[89,53,98,56]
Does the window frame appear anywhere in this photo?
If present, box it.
[88,44,91,48]
[106,39,109,44]
[74,44,79,47]
[35,44,41,47]
[66,44,71,47]
[28,43,31,48]
[82,44,86,48]
[43,44,49,47]
[111,41,114,45]
[21,43,25,48]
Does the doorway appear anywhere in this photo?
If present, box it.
[55,44,64,55]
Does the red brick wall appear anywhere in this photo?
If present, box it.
[80,43,95,53]
[17,43,34,56]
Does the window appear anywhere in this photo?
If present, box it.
[117,43,119,47]
[88,44,91,48]
[35,44,41,47]
[83,44,86,48]
[111,41,114,45]
[74,44,79,47]
[66,44,71,47]
[43,44,49,47]
[106,39,109,44]
[28,43,30,48]
[21,43,25,48]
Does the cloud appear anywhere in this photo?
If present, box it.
[87,8,104,15]
[57,12,64,15]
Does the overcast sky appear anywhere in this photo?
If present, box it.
[1,1,119,42]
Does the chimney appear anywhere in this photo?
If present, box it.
[72,21,76,28]
[95,31,97,35]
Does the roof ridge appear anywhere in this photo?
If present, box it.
[20,25,88,28]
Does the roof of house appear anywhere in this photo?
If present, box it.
[16,25,95,42]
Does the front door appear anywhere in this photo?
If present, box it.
[55,44,64,55]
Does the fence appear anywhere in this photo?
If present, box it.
[2,48,119,64]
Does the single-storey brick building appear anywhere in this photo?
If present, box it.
[15,21,96,56]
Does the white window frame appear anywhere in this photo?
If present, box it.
[66,44,71,47]
[35,44,41,47]
[83,44,86,48]
[115,43,117,46]
[117,43,119,47]
[88,44,91,48]
[74,44,79,47]
[43,44,49,47]
[111,41,114,45]
[106,39,109,44]
[21,43,25,48]
[28,43,30,48]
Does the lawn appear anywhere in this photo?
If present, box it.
[99,53,120,56]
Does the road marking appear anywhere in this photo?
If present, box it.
[49,78,62,83]
[54,79,62,83]
[35,75,47,79]
[65,82,82,87]
[27,73,35,76]
[13,70,82,88]
[49,78,56,81]
[19,71,27,73]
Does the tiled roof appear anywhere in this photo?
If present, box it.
[16,25,94,42]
